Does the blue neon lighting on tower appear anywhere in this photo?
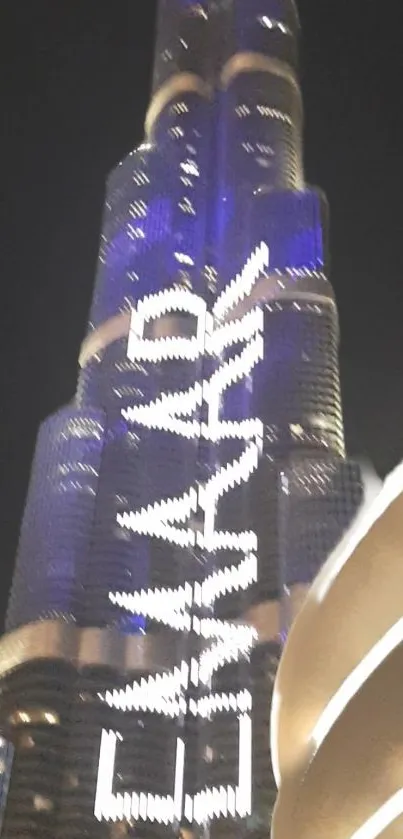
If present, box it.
[0,3,363,837]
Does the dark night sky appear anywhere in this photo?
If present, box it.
[1,1,403,623]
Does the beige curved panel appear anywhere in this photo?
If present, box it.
[271,464,403,790]
[220,52,301,101]
[0,620,179,677]
[244,600,281,643]
[226,272,335,324]
[79,311,131,368]
[272,643,403,839]
[145,73,212,138]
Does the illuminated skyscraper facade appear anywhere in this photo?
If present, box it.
[0,2,363,838]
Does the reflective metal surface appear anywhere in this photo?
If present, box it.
[273,645,403,839]
[271,464,403,839]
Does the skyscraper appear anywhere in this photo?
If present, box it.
[0,2,363,838]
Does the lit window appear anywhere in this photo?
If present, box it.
[34,795,53,812]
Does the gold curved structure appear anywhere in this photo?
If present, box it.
[0,620,179,678]
[271,463,403,839]
[79,311,131,368]
[220,52,301,100]
[145,72,212,138]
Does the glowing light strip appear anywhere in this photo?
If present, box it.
[124,330,264,445]
[260,16,292,36]
[174,738,185,820]
[110,582,193,614]
[202,418,263,443]
[95,245,269,827]
[119,488,198,534]
[136,287,207,322]
[204,334,264,403]
[104,689,186,718]
[189,690,252,718]
[270,691,282,790]
[120,255,264,563]
[349,789,403,839]
[198,530,257,552]
[128,250,268,326]
[128,288,209,364]
[110,554,257,622]
[128,336,202,363]
[237,713,252,817]
[195,618,256,642]
[199,443,261,513]
[105,683,252,719]
[312,617,403,750]
[199,553,258,604]
[102,663,190,712]
[96,720,252,825]
[213,242,269,320]
[110,591,258,638]
[206,306,264,353]
[117,512,196,547]
[94,729,119,821]
[125,383,203,421]
[199,635,256,685]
